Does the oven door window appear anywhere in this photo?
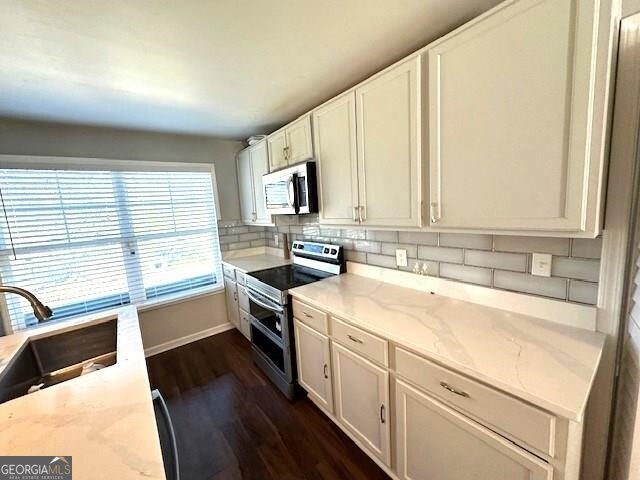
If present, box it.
[251,324,285,373]
[248,294,284,339]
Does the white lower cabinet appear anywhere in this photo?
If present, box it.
[331,341,391,466]
[223,276,239,328]
[395,379,553,480]
[239,308,251,341]
[293,319,333,413]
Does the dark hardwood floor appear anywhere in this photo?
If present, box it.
[146,330,390,480]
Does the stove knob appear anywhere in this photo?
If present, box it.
[323,248,329,254]
[330,249,337,255]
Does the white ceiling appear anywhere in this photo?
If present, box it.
[0,0,501,139]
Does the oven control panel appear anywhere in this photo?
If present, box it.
[292,241,342,261]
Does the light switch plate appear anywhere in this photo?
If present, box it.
[531,253,552,277]
[396,249,408,267]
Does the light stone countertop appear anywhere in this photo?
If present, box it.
[289,273,605,421]
[222,253,291,273]
[0,307,165,479]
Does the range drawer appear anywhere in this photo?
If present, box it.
[237,285,250,312]
[292,298,328,334]
[331,317,388,367]
[222,263,235,280]
[395,347,556,456]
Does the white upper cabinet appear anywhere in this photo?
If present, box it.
[356,56,423,227]
[237,148,255,224]
[249,140,270,224]
[286,115,313,165]
[313,92,360,224]
[267,128,288,172]
[237,140,272,225]
[267,115,314,172]
[428,0,615,236]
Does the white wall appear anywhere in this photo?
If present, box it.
[0,117,242,344]
[625,0,640,16]
[0,117,243,220]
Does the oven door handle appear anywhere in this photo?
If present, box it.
[246,289,284,314]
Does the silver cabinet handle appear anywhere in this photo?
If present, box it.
[430,202,440,223]
[380,404,386,424]
[358,206,363,223]
[353,206,358,222]
[360,205,367,222]
[303,312,312,318]
[347,334,363,344]
[323,364,329,379]
[440,381,469,398]
[233,292,237,302]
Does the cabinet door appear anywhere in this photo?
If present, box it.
[239,308,252,341]
[249,140,272,224]
[286,115,313,165]
[313,92,360,225]
[428,0,606,233]
[396,380,552,480]
[224,277,239,328]
[294,320,333,413]
[355,56,422,227]
[331,342,390,465]
[267,129,288,172]
[237,148,255,223]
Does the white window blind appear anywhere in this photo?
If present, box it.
[0,167,222,332]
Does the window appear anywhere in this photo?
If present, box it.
[0,166,222,332]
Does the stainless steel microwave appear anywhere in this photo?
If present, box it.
[262,161,318,215]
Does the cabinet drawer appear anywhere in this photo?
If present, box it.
[235,271,247,286]
[395,347,555,456]
[222,263,235,280]
[292,298,328,334]
[237,285,250,312]
[332,317,388,367]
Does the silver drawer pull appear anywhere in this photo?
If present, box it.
[440,381,469,398]
[303,312,312,318]
[380,404,386,424]
[347,334,363,344]
[323,363,329,379]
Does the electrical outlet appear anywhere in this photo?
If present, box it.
[396,249,408,267]
[274,233,279,247]
[531,253,552,277]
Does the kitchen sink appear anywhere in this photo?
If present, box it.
[0,319,117,404]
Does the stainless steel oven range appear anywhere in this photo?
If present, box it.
[245,241,344,399]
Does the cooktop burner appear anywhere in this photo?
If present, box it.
[248,264,333,292]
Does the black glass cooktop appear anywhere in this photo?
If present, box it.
[248,264,333,292]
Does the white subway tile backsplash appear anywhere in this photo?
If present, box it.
[345,250,367,263]
[440,263,492,286]
[244,218,600,304]
[569,280,599,305]
[465,250,528,272]
[353,240,381,253]
[366,230,399,242]
[366,253,398,269]
[418,246,464,264]
[494,271,567,300]
[439,233,493,250]
[552,257,600,282]
[571,238,603,259]
[381,243,418,258]
[493,235,570,256]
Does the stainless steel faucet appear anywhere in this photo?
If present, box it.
[0,286,53,322]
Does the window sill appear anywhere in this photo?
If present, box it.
[136,284,225,313]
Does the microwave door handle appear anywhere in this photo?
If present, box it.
[246,289,284,314]
[287,175,296,209]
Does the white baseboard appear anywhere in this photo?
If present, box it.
[144,322,235,357]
